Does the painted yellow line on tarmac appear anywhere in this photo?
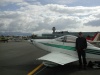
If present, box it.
[27,64,44,75]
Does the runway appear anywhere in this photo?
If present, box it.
[0,41,100,75]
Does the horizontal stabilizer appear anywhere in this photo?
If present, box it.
[38,52,78,65]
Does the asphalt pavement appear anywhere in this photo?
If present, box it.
[0,40,100,75]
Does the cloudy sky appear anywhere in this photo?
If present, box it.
[0,0,100,35]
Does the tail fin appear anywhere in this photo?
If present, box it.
[92,32,100,41]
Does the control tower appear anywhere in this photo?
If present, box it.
[52,27,56,34]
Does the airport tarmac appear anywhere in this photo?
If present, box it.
[0,41,100,75]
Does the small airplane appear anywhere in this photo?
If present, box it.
[86,32,100,46]
[30,35,100,67]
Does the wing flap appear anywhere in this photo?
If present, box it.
[38,52,78,65]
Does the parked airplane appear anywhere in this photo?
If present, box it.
[31,35,100,66]
[86,32,100,46]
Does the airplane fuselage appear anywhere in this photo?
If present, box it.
[33,38,100,60]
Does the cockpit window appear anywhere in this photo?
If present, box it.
[55,35,77,43]
[66,35,77,42]
[55,36,66,42]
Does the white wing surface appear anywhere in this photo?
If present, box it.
[38,52,78,65]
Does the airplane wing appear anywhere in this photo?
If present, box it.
[91,41,100,43]
[38,52,78,65]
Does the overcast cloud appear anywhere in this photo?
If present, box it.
[0,0,100,35]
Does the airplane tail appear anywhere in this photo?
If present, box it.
[92,32,100,41]
[86,32,100,42]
